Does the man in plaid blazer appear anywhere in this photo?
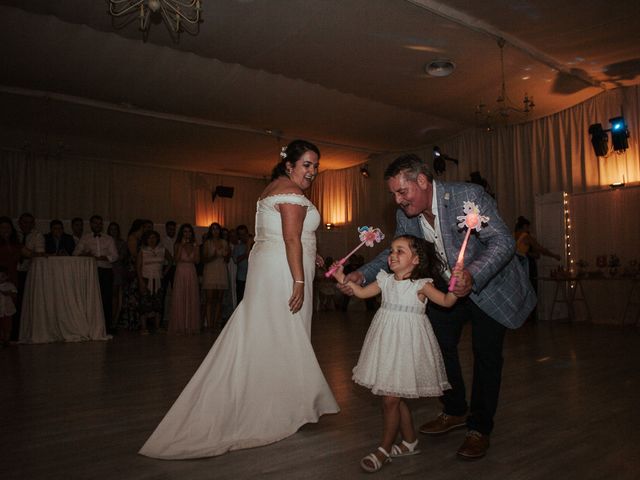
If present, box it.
[340,154,536,459]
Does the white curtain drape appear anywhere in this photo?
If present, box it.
[194,172,266,229]
[569,185,640,272]
[3,85,638,252]
[0,150,264,231]
[310,166,364,226]
[400,85,640,229]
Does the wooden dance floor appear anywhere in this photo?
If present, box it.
[2,311,638,480]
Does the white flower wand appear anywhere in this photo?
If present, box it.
[448,201,489,291]
[325,226,385,278]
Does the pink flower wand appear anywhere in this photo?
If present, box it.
[325,226,385,278]
[448,201,489,291]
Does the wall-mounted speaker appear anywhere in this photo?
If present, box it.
[212,186,234,202]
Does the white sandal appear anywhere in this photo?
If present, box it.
[390,438,421,457]
[360,446,391,473]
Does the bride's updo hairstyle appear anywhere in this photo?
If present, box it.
[271,140,321,181]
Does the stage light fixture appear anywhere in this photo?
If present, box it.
[360,164,370,178]
[588,123,608,157]
[609,116,629,152]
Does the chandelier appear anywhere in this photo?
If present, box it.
[475,38,535,131]
[108,0,202,40]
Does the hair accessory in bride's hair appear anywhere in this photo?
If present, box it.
[280,146,288,159]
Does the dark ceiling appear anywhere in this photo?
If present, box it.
[1,0,638,177]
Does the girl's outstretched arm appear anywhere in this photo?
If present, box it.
[421,282,458,308]
[331,263,381,299]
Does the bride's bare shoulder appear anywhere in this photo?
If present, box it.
[259,179,304,200]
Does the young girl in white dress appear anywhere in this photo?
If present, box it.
[332,234,460,473]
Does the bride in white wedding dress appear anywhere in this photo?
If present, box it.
[139,140,339,459]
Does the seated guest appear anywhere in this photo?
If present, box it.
[44,219,76,255]
[71,217,84,245]
[73,215,118,334]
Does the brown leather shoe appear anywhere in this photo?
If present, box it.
[456,430,490,459]
[419,412,467,435]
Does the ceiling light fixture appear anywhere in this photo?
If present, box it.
[108,0,202,41]
[475,38,535,132]
[425,59,456,77]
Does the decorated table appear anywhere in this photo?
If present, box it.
[19,256,110,343]
[537,275,639,324]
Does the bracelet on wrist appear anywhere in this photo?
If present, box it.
[294,280,305,284]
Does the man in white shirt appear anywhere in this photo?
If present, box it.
[14,213,45,341]
[71,217,84,245]
[73,215,118,333]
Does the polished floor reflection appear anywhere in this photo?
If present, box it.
[1,311,639,480]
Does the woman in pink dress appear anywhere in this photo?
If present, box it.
[169,224,201,335]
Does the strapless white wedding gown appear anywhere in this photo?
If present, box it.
[139,194,339,459]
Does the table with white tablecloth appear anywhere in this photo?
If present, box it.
[19,256,110,343]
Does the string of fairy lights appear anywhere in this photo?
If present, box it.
[563,192,575,284]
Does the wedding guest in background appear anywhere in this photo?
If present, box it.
[316,256,337,311]
[119,219,145,330]
[108,222,127,328]
[201,222,229,330]
[233,224,252,304]
[0,217,31,344]
[200,222,230,328]
[161,221,177,260]
[74,215,118,334]
[169,224,201,335]
[0,266,18,347]
[161,221,177,327]
[142,219,154,234]
[514,216,561,322]
[137,230,171,335]
[514,216,561,278]
[221,228,239,322]
[15,212,45,341]
[44,219,75,256]
[71,217,84,245]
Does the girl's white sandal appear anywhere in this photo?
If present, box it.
[390,438,421,457]
[360,446,391,473]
